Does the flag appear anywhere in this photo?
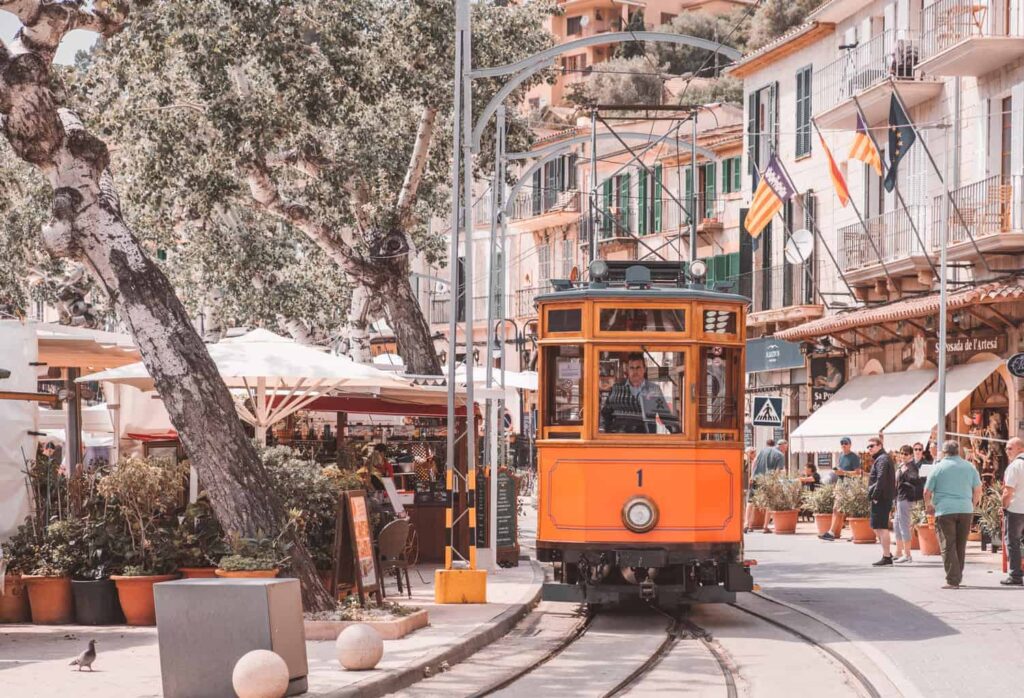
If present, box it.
[744,154,797,238]
[884,93,917,192]
[819,133,850,207]
[849,113,882,176]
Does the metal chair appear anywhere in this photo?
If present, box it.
[377,518,412,598]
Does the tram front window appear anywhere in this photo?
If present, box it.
[599,350,683,435]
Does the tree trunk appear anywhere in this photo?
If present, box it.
[0,11,334,611]
[380,266,442,376]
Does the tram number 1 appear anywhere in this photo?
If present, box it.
[636,468,643,488]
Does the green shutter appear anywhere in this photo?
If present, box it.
[704,163,716,219]
[732,157,741,192]
[601,179,613,233]
[727,252,740,280]
[653,164,663,232]
[638,169,647,236]
[722,159,730,193]
[619,173,630,233]
[684,168,693,225]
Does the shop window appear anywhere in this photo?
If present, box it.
[599,308,685,332]
[547,308,581,332]
[699,345,738,431]
[703,308,737,334]
[598,349,684,435]
[544,345,584,427]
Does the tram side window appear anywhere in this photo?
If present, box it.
[599,308,685,332]
[545,345,584,426]
[598,349,683,435]
[700,346,738,432]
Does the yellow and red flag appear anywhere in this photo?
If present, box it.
[849,113,882,176]
[819,133,850,207]
[744,154,796,238]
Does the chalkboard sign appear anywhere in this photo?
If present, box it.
[816,452,832,468]
[495,469,518,566]
[330,490,382,606]
[475,468,488,548]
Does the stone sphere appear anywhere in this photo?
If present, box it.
[232,649,289,698]
[335,623,384,670]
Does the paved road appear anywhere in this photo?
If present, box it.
[745,525,1024,697]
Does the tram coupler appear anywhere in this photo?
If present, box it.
[639,580,656,601]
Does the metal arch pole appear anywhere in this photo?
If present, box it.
[590,108,599,266]
[938,120,949,446]
[507,131,717,162]
[690,109,698,262]
[460,0,479,570]
[495,112,509,561]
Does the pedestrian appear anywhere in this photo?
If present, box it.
[867,436,896,566]
[924,440,983,589]
[745,439,785,534]
[798,463,821,522]
[820,436,861,541]
[1000,437,1024,586]
[893,444,922,563]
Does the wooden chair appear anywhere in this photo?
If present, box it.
[377,518,412,598]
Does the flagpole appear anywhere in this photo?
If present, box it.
[771,155,860,305]
[848,95,939,282]
[887,80,993,275]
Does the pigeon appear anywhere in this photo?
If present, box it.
[70,640,97,671]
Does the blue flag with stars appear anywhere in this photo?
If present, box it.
[884,94,916,192]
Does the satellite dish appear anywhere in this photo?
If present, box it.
[785,229,814,264]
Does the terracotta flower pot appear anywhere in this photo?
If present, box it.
[748,508,767,529]
[814,513,834,536]
[771,510,800,534]
[214,569,279,578]
[111,575,177,626]
[178,567,218,579]
[967,530,981,542]
[916,525,941,556]
[911,526,920,550]
[847,517,877,544]
[0,575,31,623]
[22,576,74,624]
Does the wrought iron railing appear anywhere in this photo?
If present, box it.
[922,0,1021,61]
[514,283,553,318]
[509,189,581,221]
[736,264,815,313]
[931,174,1023,247]
[814,29,923,115]
[838,206,929,272]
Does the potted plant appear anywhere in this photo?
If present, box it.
[763,471,803,534]
[977,482,1003,553]
[912,501,940,556]
[1,523,37,623]
[834,477,875,544]
[100,457,186,626]
[748,474,771,529]
[71,472,129,625]
[22,520,79,624]
[176,500,228,578]
[803,484,836,536]
[215,531,289,578]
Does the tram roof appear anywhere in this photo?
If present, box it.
[535,284,750,305]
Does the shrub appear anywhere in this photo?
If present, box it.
[749,473,773,510]
[978,482,1003,536]
[834,477,872,518]
[802,483,835,514]
[911,501,929,527]
[760,470,804,511]
[175,499,229,568]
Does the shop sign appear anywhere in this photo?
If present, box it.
[1007,352,1024,379]
[930,334,1006,358]
[745,337,805,374]
[809,354,846,412]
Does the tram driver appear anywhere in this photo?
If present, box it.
[601,352,680,434]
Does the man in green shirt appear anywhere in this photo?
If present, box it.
[924,440,982,589]
[820,436,862,541]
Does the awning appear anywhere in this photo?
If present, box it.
[883,359,1002,445]
[789,369,935,453]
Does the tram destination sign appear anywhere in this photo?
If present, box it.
[1009,352,1024,379]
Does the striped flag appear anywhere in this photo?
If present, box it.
[849,113,882,176]
[744,154,797,238]
[819,133,850,207]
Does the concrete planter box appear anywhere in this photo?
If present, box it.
[304,609,429,641]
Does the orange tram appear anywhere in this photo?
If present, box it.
[536,260,754,606]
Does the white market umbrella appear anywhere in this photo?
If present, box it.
[454,366,538,391]
[79,329,413,444]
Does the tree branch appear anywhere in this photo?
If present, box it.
[1,0,128,63]
[265,148,324,179]
[395,105,437,228]
[245,160,368,276]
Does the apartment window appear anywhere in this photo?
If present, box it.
[566,16,583,36]
[561,53,585,75]
[721,157,742,193]
[561,239,575,277]
[795,66,812,158]
[1001,96,1012,180]
[660,13,677,26]
[563,153,578,190]
[538,242,551,284]
[528,97,540,110]
[748,82,778,184]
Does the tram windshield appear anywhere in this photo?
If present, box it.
[598,349,683,435]
[699,345,739,432]
[544,345,584,427]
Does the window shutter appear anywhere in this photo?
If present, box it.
[747,91,757,182]
[732,157,741,192]
[619,172,630,233]
[722,159,730,193]
[601,179,613,233]
[532,169,542,215]
[638,169,648,235]
[704,163,717,219]
[653,164,663,232]
[684,168,693,225]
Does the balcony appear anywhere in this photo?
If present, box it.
[473,193,493,228]
[514,283,553,319]
[931,174,1024,261]
[508,189,582,233]
[744,264,824,329]
[813,29,942,130]
[838,207,934,288]
[427,294,513,326]
[919,0,1024,77]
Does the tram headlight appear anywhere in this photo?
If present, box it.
[689,259,708,282]
[622,496,658,533]
[589,259,609,282]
